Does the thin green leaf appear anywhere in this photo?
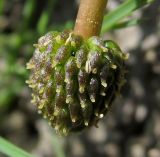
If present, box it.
[51,134,66,157]
[22,0,36,30]
[50,20,74,31]
[111,19,143,30]
[37,10,49,34]
[37,0,57,34]
[102,0,155,33]
[0,137,35,157]
[0,89,13,108]
[0,0,4,15]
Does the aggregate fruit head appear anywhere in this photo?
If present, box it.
[26,30,127,136]
[26,0,128,136]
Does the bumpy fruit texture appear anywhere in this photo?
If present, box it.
[26,30,127,136]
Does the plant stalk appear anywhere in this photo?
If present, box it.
[74,0,108,39]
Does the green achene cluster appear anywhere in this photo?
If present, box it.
[26,30,128,136]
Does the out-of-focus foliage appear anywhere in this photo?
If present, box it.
[102,0,155,32]
[0,137,35,157]
[0,0,71,110]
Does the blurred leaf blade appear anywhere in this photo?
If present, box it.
[0,0,4,15]
[51,134,66,157]
[0,137,35,157]
[50,20,74,31]
[0,89,14,108]
[37,10,49,34]
[111,19,143,30]
[102,0,155,33]
[37,0,57,34]
[22,0,36,30]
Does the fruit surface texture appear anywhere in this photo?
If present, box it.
[26,30,127,136]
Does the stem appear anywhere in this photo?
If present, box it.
[74,0,108,39]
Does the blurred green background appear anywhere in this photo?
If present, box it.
[0,0,160,157]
